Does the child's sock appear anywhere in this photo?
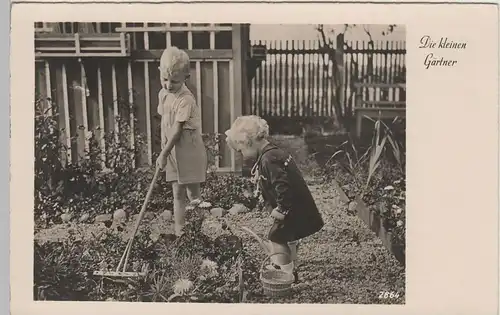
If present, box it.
[288,241,298,262]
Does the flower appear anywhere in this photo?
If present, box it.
[396,220,403,227]
[173,279,194,296]
[391,204,403,215]
[243,189,253,198]
[200,259,219,278]
[199,201,212,209]
[186,205,195,211]
[384,185,395,191]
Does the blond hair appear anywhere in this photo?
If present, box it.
[159,46,190,78]
[225,115,269,147]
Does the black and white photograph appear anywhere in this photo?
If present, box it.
[33,22,407,303]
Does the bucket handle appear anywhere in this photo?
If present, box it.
[259,252,292,274]
[240,226,271,255]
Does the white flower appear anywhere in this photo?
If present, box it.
[185,205,195,211]
[392,204,403,215]
[190,199,202,206]
[200,259,219,278]
[396,220,403,227]
[199,201,212,209]
[384,185,395,191]
[243,190,252,198]
[173,279,193,296]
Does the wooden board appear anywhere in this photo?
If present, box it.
[217,61,232,168]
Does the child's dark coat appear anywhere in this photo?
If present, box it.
[257,143,324,243]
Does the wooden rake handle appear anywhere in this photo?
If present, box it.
[116,167,161,272]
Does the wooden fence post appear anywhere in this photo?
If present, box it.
[232,24,246,173]
[335,34,345,122]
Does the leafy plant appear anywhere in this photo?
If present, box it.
[363,117,388,198]
[327,116,406,248]
[34,98,66,194]
[202,133,223,172]
[34,95,153,224]
[202,173,257,210]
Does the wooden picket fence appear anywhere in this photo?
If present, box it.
[250,38,406,125]
[34,23,250,171]
[344,39,406,110]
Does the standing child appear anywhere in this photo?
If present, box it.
[225,115,324,281]
[156,46,207,236]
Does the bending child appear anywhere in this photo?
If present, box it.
[156,46,208,236]
[225,115,324,281]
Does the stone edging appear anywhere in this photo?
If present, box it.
[331,179,405,266]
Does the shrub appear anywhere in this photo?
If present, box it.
[202,172,257,210]
[34,97,152,225]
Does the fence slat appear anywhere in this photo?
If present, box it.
[127,61,135,167]
[258,40,263,116]
[213,60,219,168]
[229,60,235,171]
[196,61,203,131]
[295,41,300,116]
[143,61,152,164]
[278,40,283,116]
[217,61,232,168]
[308,40,313,116]
[284,41,290,117]
[97,64,106,166]
[359,41,365,105]
[321,52,327,116]
[61,63,72,163]
[44,61,53,115]
[201,62,215,133]
[111,63,119,143]
[263,42,268,115]
[187,24,193,50]
[80,62,89,153]
[301,40,306,117]
[315,41,320,117]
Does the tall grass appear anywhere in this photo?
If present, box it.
[329,115,405,198]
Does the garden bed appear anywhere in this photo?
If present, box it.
[322,118,406,266]
[331,179,405,265]
[34,174,405,303]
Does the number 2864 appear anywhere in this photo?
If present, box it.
[378,291,400,299]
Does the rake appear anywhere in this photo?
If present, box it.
[93,167,162,279]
